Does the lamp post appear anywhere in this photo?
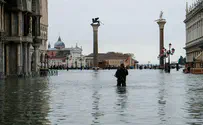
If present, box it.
[158,43,175,73]
[66,56,69,71]
[166,43,175,73]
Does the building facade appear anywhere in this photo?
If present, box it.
[0,0,48,77]
[47,36,86,68]
[86,52,138,69]
[184,1,203,68]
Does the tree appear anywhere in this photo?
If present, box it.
[178,56,185,65]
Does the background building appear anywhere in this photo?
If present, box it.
[47,36,86,68]
[86,52,138,69]
[0,0,48,77]
[184,1,203,68]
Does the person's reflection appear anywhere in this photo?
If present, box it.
[91,69,103,124]
[115,86,128,122]
[0,78,51,125]
[157,81,167,124]
[92,90,102,124]
[92,70,99,80]
[116,87,128,109]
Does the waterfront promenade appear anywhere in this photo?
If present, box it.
[0,70,203,125]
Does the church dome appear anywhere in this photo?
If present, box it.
[54,36,65,49]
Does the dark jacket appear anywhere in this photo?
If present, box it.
[115,68,128,82]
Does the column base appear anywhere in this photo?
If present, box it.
[31,71,40,77]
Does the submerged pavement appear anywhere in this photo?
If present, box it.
[0,70,203,125]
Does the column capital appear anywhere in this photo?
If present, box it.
[32,43,40,49]
[91,23,100,31]
[157,19,166,29]
[33,37,42,43]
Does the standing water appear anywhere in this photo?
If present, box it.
[0,70,203,125]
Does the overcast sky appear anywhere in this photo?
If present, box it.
[48,0,193,64]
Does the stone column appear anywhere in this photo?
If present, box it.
[0,5,2,30]
[202,19,203,37]
[27,43,31,75]
[33,44,40,73]
[34,16,41,36]
[157,19,166,69]
[18,12,22,36]
[0,42,3,76]
[91,23,100,68]
[11,12,14,36]
[23,43,28,76]
[186,28,188,43]
[200,21,202,38]
[17,43,22,75]
[2,43,4,76]
[29,16,32,36]
[6,44,9,76]
[1,4,4,32]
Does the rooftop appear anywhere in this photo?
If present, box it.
[86,52,138,62]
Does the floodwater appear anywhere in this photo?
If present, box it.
[0,70,203,125]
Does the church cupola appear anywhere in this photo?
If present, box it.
[54,36,65,49]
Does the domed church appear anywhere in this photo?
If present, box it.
[47,36,86,68]
[54,36,65,49]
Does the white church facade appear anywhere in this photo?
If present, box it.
[47,37,86,68]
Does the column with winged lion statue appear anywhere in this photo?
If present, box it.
[91,17,101,69]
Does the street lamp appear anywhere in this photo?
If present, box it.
[158,43,175,73]
[166,43,175,73]
[66,56,69,71]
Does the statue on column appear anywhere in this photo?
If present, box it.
[92,17,100,24]
[160,11,163,19]
[155,11,166,22]
[92,17,104,25]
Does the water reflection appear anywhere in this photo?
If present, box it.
[92,70,99,79]
[157,74,167,124]
[0,78,51,125]
[1,71,203,125]
[185,76,203,125]
[91,90,102,125]
[115,87,128,123]
[91,73,103,125]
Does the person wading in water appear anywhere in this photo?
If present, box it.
[115,64,128,87]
